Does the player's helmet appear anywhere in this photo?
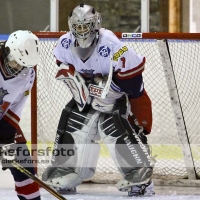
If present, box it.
[4,30,39,76]
[68,4,102,48]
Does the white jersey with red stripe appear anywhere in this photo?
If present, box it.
[0,63,35,124]
[53,28,145,79]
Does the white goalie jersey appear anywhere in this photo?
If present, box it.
[54,28,145,112]
[54,28,145,79]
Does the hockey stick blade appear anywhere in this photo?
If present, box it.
[11,161,67,200]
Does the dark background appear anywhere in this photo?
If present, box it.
[0,0,189,34]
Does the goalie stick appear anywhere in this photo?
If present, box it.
[11,161,67,200]
[88,55,113,99]
[101,55,113,99]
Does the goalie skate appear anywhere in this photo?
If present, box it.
[128,180,155,197]
[43,170,78,193]
[45,183,76,194]
[57,187,76,194]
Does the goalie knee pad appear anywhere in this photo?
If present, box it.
[42,104,101,189]
[98,111,154,190]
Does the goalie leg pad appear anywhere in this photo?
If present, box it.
[98,112,154,190]
[51,98,76,166]
[42,106,101,190]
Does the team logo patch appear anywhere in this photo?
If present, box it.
[0,87,9,105]
[98,46,111,57]
[61,38,71,49]
[81,69,95,78]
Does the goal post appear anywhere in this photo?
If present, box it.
[32,32,200,185]
[157,39,195,179]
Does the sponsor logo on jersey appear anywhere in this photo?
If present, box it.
[15,133,22,139]
[142,119,148,127]
[98,46,111,57]
[61,38,72,49]
[122,33,142,38]
[88,84,104,97]
[113,46,128,61]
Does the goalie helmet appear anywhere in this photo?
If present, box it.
[4,30,39,76]
[68,4,102,48]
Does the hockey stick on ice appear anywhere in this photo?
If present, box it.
[11,161,67,200]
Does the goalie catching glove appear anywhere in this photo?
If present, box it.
[0,143,16,160]
[55,63,91,111]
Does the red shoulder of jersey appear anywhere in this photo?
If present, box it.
[55,64,75,78]
[3,109,20,129]
[116,57,145,80]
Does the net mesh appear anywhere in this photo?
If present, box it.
[35,35,200,183]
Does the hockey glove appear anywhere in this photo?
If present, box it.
[112,94,131,118]
[0,143,17,170]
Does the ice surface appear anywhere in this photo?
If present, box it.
[1,168,200,200]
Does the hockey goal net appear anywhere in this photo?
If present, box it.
[32,32,200,185]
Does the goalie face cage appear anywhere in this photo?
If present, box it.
[31,32,200,186]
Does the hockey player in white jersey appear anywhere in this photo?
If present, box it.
[42,3,154,197]
[0,30,41,200]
